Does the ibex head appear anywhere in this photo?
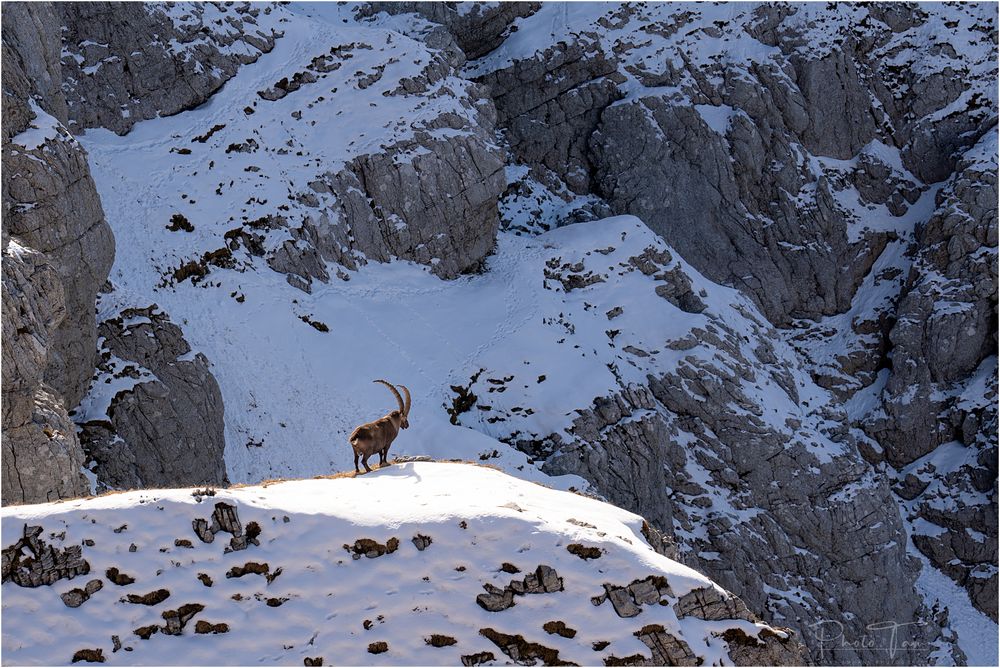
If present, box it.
[374,379,411,429]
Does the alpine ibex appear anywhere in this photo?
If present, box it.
[349,380,410,474]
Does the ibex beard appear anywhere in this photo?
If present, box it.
[349,379,411,474]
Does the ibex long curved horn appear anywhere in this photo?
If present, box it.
[398,384,411,417]
[373,379,404,413]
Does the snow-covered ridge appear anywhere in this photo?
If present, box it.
[0,462,805,666]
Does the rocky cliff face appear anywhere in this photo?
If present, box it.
[1,3,112,504]
[57,2,283,135]
[1,237,88,504]
[867,133,999,621]
[444,1,995,662]
[76,305,228,492]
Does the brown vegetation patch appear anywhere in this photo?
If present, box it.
[125,588,170,605]
[344,537,399,559]
[367,641,389,654]
[720,628,761,648]
[567,543,602,560]
[166,214,194,232]
[226,561,269,579]
[426,634,458,647]
[298,315,330,332]
[71,648,105,663]
[193,124,226,143]
[194,620,230,634]
[106,567,135,586]
[543,621,577,638]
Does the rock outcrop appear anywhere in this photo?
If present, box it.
[2,2,257,503]
[446,219,952,665]
[277,118,506,286]
[77,306,228,491]
[57,2,283,135]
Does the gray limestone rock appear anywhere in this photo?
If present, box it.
[325,128,505,280]
[721,627,811,667]
[77,306,227,491]
[2,2,115,410]
[57,2,282,135]
[1,236,89,505]
[1,525,90,587]
[864,134,998,619]
[673,586,756,622]
[633,625,699,666]
[1,3,113,505]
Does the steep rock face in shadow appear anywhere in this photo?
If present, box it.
[864,135,998,620]
[361,1,540,60]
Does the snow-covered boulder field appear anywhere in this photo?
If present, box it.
[1,462,806,666]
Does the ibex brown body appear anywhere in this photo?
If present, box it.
[349,380,411,473]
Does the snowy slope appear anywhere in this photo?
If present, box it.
[0,462,803,666]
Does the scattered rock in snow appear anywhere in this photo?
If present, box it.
[592,575,674,618]
[161,602,205,635]
[60,578,103,607]
[192,502,260,553]
[1,525,90,587]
